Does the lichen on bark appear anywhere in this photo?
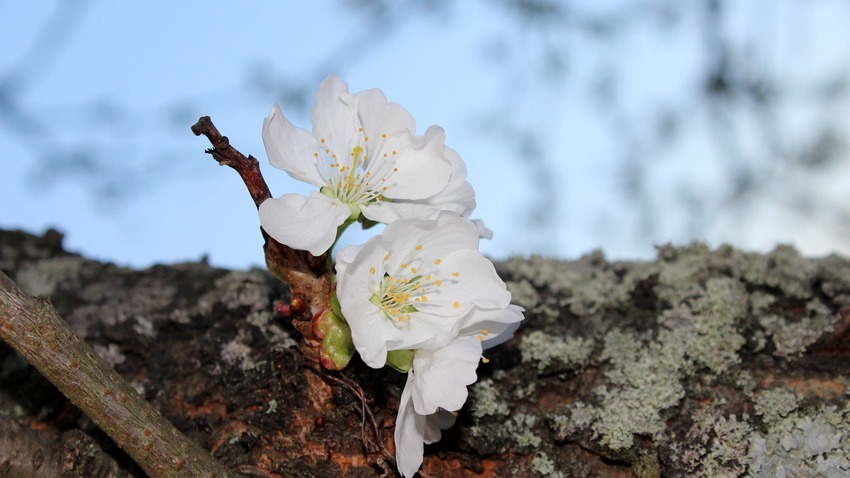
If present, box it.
[1,229,849,477]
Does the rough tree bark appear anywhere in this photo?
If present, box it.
[0,227,848,477]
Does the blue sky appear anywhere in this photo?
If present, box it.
[3,1,850,268]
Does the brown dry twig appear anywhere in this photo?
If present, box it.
[192,116,333,361]
[0,271,239,478]
[191,116,272,209]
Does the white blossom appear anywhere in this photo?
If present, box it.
[258,75,479,255]
[335,212,511,368]
[394,305,524,477]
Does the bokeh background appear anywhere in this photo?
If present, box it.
[3,0,850,269]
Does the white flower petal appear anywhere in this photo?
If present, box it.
[395,373,425,478]
[432,141,476,216]
[459,304,525,350]
[336,239,403,368]
[411,336,482,415]
[380,128,452,200]
[384,309,464,352]
[258,191,351,256]
[423,411,457,445]
[311,75,362,162]
[378,211,480,271]
[419,249,511,314]
[471,218,494,240]
[351,308,399,368]
[333,242,364,279]
[354,87,417,140]
[360,200,463,226]
[262,104,325,187]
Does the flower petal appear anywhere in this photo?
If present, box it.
[354,86,417,140]
[418,248,511,314]
[336,239,403,368]
[431,141,476,216]
[378,211,480,272]
[471,218,494,240]
[395,373,425,478]
[311,75,362,163]
[411,336,482,415]
[360,200,463,226]
[379,128,452,200]
[262,104,325,187]
[258,191,351,256]
[384,309,465,352]
[459,305,525,350]
[423,411,457,445]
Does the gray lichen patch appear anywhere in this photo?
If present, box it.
[674,405,752,478]
[501,251,634,320]
[519,330,593,373]
[752,387,800,427]
[470,378,510,419]
[530,453,564,478]
[756,299,836,358]
[745,400,850,477]
[92,343,127,367]
[220,329,260,371]
[591,330,687,450]
[199,269,273,314]
[15,256,88,296]
[564,278,748,451]
[739,245,817,300]
[504,413,543,448]
[673,277,747,375]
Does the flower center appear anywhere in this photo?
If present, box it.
[317,131,399,207]
[368,245,462,322]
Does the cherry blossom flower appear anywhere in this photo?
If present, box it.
[334,212,512,368]
[258,75,481,255]
[394,305,524,477]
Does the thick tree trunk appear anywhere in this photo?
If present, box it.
[1,228,848,477]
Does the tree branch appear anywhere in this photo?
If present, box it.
[191,116,271,209]
[191,116,333,364]
[0,271,239,478]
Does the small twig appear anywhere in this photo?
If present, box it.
[0,271,239,478]
[192,116,333,356]
[191,116,272,209]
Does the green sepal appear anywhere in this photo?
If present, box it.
[314,309,355,370]
[386,349,415,373]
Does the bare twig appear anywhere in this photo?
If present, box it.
[191,116,272,209]
[0,271,239,478]
[192,116,333,363]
